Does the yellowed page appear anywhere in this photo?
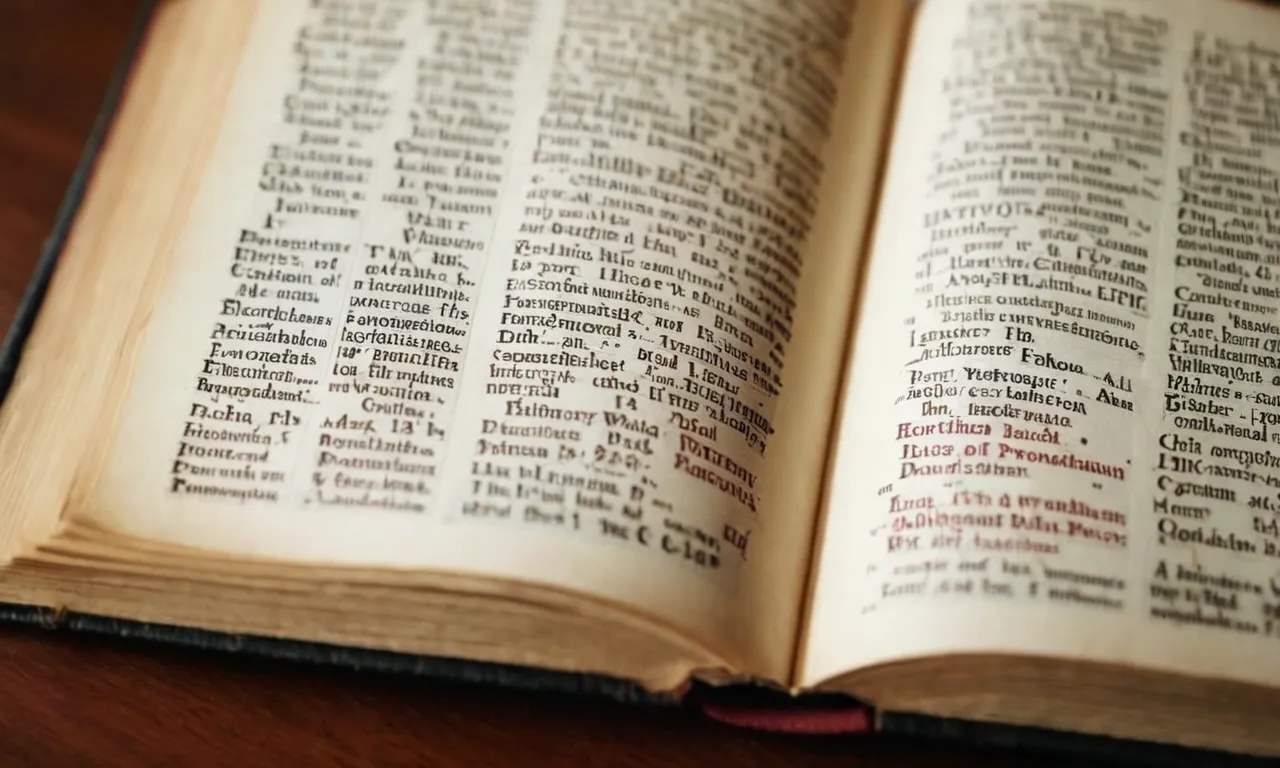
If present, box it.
[804,0,1280,689]
[74,0,907,680]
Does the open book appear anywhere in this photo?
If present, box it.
[4,0,1280,757]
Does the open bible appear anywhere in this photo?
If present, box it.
[5,0,1280,758]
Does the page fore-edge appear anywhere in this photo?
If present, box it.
[0,1,1271,760]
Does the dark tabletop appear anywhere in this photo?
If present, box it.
[0,2,1075,765]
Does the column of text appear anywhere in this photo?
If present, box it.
[863,1,1171,614]
[455,0,854,583]
[1146,30,1280,640]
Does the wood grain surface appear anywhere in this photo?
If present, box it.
[0,2,1082,766]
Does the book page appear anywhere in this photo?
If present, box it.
[78,0,907,680]
[804,0,1280,689]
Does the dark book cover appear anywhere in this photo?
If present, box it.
[694,685,1272,766]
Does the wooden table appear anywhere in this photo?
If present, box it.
[0,2,1067,765]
